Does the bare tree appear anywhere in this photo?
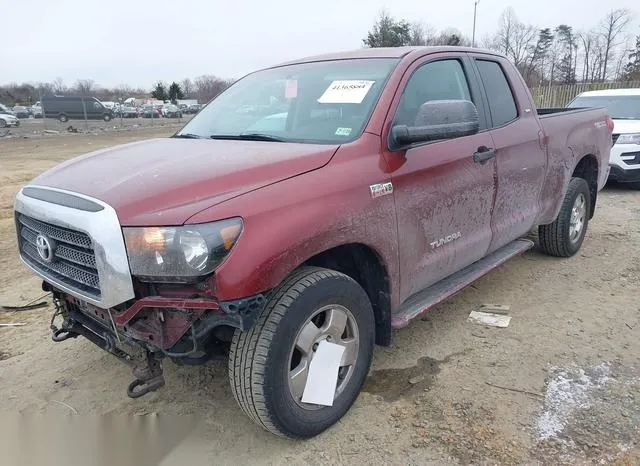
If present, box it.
[614,37,633,79]
[524,28,554,85]
[599,9,632,81]
[578,31,598,82]
[193,75,232,103]
[493,8,538,69]
[52,77,67,94]
[74,79,95,95]
[181,78,194,98]
[115,84,134,102]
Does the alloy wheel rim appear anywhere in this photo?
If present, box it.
[569,193,587,243]
[288,304,359,409]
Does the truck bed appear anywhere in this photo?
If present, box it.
[534,105,612,224]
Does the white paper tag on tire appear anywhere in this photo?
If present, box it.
[317,80,375,104]
[301,340,346,406]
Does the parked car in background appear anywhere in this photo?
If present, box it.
[185,104,202,114]
[41,96,114,122]
[31,105,43,118]
[161,104,182,118]
[0,103,15,116]
[114,106,139,118]
[141,104,160,118]
[12,106,30,119]
[0,113,20,127]
[568,88,640,187]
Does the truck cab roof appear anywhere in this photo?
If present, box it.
[274,46,504,67]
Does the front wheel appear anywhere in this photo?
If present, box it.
[103,114,112,122]
[58,114,68,122]
[228,267,375,438]
[539,177,591,257]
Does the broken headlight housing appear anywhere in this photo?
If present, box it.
[123,218,243,283]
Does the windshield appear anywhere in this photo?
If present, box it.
[177,58,399,144]
[568,95,640,120]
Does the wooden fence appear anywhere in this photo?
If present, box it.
[529,81,640,108]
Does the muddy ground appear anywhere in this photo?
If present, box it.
[1,129,639,465]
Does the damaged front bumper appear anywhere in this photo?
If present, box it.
[48,286,266,398]
[14,185,267,398]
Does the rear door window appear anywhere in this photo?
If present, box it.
[475,60,518,127]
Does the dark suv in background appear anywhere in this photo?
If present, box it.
[41,96,113,122]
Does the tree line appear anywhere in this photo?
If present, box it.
[0,75,233,107]
[364,8,640,86]
[2,8,639,107]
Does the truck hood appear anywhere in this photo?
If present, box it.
[612,119,640,134]
[30,138,338,225]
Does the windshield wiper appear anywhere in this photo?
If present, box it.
[173,133,204,139]
[210,133,287,142]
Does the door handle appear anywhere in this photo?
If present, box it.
[473,147,496,164]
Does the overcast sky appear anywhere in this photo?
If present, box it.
[1,0,639,88]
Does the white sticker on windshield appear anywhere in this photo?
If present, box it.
[335,127,352,136]
[318,80,375,104]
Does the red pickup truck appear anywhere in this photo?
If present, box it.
[14,46,612,438]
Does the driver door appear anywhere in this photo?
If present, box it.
[383,54,497,301]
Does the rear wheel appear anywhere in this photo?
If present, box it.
[0,120,6,128]
[228,267,375,438]
[539,177,591,257]
[58,114,68,122]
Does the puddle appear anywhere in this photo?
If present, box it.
[363,351,468,401]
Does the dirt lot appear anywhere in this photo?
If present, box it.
[1,114,192,139]
[1,129,639,465]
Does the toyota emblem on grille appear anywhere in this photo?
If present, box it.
[36,234,55,262]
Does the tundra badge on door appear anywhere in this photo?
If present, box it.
[430,232,462,249]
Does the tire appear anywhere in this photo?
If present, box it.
[539,177,591,257]
[58,114,68,122]
[0,120,6,128]
[103,114,112,122]
[228,267,375,438]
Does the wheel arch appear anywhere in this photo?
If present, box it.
[572,154,599,218]
[303,243,392,346]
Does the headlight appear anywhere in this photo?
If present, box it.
[616,133,640,145]
[123,218,243,283]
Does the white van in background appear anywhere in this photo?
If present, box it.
[568,89,640,187]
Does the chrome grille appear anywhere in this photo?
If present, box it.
[16,214,100,298]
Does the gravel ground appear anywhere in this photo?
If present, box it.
[0,114,192,139]
[1,129,639,465]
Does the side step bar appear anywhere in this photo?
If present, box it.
[391,238,534,329]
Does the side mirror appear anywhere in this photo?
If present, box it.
[391,99,480,148]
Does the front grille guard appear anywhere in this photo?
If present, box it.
[14,185,135,309]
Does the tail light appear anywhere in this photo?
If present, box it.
[606,117,615,133]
